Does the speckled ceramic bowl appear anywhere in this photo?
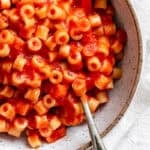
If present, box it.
[0,0,142,150]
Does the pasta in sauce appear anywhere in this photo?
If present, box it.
[0,0,126,148]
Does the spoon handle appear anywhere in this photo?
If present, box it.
[82,101,107,150]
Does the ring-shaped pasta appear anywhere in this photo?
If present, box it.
[35,115,48,129]
[94,0,107,9]
[35,5,49,19]
[67,51,82,65]
[0,103,15,121]
[103,23,116,36]
[87,56,101,72]
[48,5,66,20]
[14,117,28,131]
[39,127,52,138]
[96,91,109,104]
[31,55,46,68]
[100,59,113,75]
[66,15,78,26]
[34,100,48,115]
[12,72,27,86]
[35,25,49,41]
[43,94,57,109]
[78,18,91,32]
[20,4,35,18]
[27,37,42,52]
[49,70,63,84]
[95,75,111,90]
[112,67,122,80]
[24,88,41,103]
[59,45,71,58]
[26,73,42,88]
[0,44,10,58]
[1,62,12,73]
[63,70,77,82]
[0,30,15,44]
[88,14,102,28]
[0,118,7,132]
[55,30,69,45]
[0,86,14,98]
[13,55,27,72]
[0,14,8,29]
[0,0,11,9]
[48,116,61,130]
[45,36,56,51]
[72,78,87,96]
[27,131,42,148]
[16,101,30,116]
[69,28,83,41]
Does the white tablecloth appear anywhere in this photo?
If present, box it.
[104,1,150,150]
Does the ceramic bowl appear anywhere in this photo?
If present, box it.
[0,0,142,150]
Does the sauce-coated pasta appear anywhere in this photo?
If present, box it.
[0,0,126,148]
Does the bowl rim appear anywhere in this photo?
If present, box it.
[100,0,143,138]
[80,0,143,149]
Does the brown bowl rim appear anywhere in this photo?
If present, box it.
[99,0,143,138]
[80,0,143,149]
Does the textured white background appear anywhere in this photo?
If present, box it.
[104,1,150,150]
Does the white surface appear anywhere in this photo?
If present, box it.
[104,1,150,150]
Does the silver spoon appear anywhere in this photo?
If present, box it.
[81,95,107,150]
